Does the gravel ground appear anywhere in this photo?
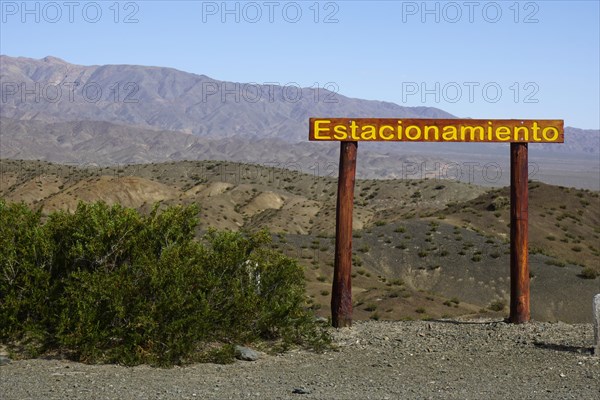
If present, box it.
[1,319,599,400]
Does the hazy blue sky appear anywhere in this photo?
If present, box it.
[1,1,599,128]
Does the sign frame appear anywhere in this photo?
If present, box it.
[310,117,564,327]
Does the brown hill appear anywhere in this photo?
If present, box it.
[1,159,598,322]
[439,182,600,271]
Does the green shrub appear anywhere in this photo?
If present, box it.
[579,267,599,280]
[487,196,509,211]
[0,201,52,348]
[488,300,506,312]
[545,259,566,268]
[0,200,329,366]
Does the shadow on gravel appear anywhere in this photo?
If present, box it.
[428,319,506,326]
[533,342,594,355]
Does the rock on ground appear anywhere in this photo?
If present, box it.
[234,345,260,362]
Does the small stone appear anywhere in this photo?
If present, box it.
[292,387,311,395]
[234,345,260,362]
[593,294,600,356]
[0,356,11,366]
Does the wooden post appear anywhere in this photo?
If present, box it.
[331,141,358,328]
[509,142,530,323]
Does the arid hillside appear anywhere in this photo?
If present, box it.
[1,159,598,322]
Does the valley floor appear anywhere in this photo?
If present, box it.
[1,319,598,400]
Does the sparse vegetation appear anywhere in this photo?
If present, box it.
[578,267,598,280]
[0,200,329,366]
[2,159,598,326]
[488,300,506,312]
[545,259,566,268]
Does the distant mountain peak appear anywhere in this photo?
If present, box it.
[42,56,67,64]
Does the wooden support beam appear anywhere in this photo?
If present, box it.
[509,142,530,323]
[331,141,358,328]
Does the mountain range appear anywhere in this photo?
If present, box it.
[0,55,598,189]
[0,55,452,137]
